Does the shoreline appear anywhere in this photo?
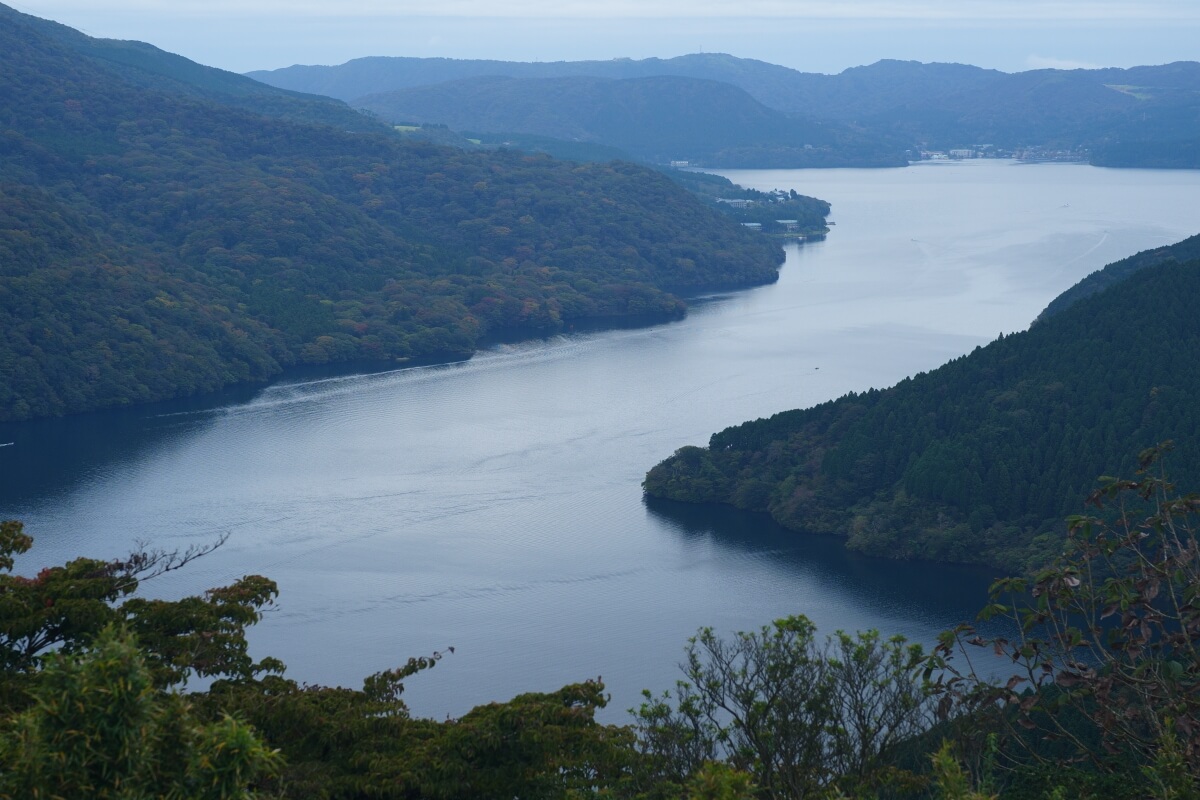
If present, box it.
[0,270,791,432]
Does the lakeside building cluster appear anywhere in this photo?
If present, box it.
[915,144,1089,162]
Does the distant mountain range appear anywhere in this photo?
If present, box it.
[250,54,1200,168]
[356,75,905,168]
[246,53,1012,120]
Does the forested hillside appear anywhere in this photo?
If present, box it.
[0,5,790,422]
[0,4,385,134]
[864,61,1200,158]
[1036,232,1200,321]
[355,75,906,168]
[644,237,1200,572]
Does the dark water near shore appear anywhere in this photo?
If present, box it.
[3,161,1200,719]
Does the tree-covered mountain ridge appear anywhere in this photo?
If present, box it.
[644,234,1200,572]
[1036,233,1200,322]
[0,4,387,134]
[353,75,908,169]
[0,4,800,422]
[250,54,1200,169]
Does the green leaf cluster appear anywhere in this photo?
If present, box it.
[924,448,1200,799]
[0,627,281,800]
[631,617,932,800]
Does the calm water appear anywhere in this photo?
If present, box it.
[3,161,1200,719]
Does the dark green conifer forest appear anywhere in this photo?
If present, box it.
[644,236,1200,572]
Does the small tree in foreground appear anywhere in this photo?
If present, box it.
[633,616,933,799]
[928,442,1200,792]
[0,520,281,698]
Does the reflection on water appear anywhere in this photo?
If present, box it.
[644,496,999,626]
[0,389,249,511]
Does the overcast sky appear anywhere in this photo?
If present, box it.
[10,1,1199,75]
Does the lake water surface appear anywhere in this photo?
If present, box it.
[3,161,1200,719]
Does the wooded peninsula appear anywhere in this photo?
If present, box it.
[645,235,1200,572]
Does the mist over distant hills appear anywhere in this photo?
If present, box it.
[356,75,906,168]
[248,53,817,107]
[249,54,1009,122]
[250,54,1200,168]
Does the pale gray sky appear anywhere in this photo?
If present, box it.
[10,1,1199,75]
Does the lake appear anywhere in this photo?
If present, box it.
[3,160,1200,719]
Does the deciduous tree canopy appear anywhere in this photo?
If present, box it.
[0,3,789,422]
